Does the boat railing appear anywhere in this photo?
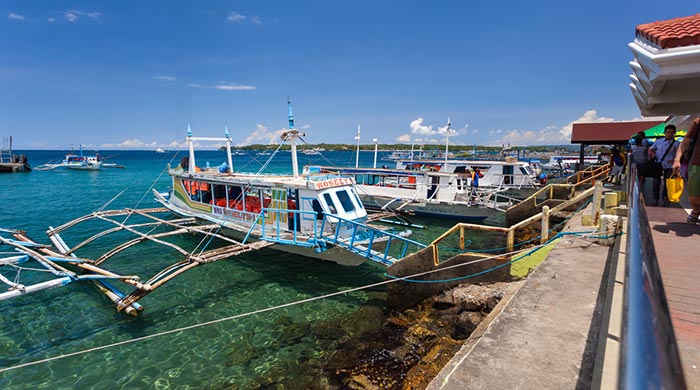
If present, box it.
[491,173,537,189]
[248,207,427,266]
[428,183,600,265]
[617,168,686,389]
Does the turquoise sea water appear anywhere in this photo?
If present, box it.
[0,149,501,389]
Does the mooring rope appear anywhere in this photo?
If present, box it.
[0,244,543,374]
[0,228,624,374]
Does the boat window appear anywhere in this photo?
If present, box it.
[261,189,272,209]
[311,199,324,220]
[519,166,530,175]
[336,189,355,212]
[454,166,467,174]
[198,181,212,204]
[322,193,338,214]
[244,188,261,213]
[211,184,227,207]
[350,188,362,209]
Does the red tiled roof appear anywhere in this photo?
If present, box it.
[571,121,662,144]
[636,14,700,49]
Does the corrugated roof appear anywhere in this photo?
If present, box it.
[636,14,700,49]
[571,121,663,144]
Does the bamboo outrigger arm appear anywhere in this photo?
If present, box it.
[7,207,278,315]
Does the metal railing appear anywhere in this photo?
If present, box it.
[619,168,686,389]
[429,183,601,265]
[245,208,427,266]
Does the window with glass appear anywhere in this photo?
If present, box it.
[336,189,355,212]
[322,193,338,214]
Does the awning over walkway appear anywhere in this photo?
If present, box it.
[571,120,663,145]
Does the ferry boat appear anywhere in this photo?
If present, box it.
[304,166,509,222]
[394,158,541,200]
[154,107,419,267]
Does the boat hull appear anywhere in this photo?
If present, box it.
[155,191,383,266]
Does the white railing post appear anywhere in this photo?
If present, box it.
[541,205,550,244]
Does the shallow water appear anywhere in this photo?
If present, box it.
[0,149,501,389]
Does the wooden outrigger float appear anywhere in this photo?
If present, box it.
[0,210,276,315]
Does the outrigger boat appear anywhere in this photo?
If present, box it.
[0,104,425,315]
[154,104,420,266]
[304,165,511,222]
[34,145,103,171]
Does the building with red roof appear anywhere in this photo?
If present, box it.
[629,14,700,116]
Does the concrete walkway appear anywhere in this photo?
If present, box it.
[642,181,700,389]
[427,180,700,389]
[427,211,612,390]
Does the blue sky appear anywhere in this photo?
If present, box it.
[1,1,697,149]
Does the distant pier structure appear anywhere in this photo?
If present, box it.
[0,136,30,173]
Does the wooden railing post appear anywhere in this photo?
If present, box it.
[506,229,514,252]
[541,205,550,244]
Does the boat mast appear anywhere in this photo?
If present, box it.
[187,124,196,173]
[288,97,300,178]
[224,126,233,173]
[444,117,451,168]
[355,125,361,168]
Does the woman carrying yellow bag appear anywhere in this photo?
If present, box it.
[672,118,700,224]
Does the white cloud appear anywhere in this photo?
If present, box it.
[213,83,256,91]
[489,109,618,146]
[64,10,101,23]
[154,75,177,82]
[251,16,262,25]
[100,139,155,149]
[409,118,435,135]
[227,12,246,23]
[8,13,25,20]
[301,124,311,129]
[240,124,286,145]
[409,117,456,137]
[48,17,55,22]
[186,83,201,88]
[396,134,411,143]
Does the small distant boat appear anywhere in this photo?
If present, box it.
[302,148,322,155]
[34,145,103,171]
[102,162,125,169]
[155,148,165,153]
[65,154,101,170]
[256,151,272,156]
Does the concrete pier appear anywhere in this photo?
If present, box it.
[428,181,700,389]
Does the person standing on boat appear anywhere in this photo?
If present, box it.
[649,124,680,206]
[471,168,482,188]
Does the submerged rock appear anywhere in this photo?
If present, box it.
[323,281,512,390]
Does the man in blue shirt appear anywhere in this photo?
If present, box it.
[649,124,680,205]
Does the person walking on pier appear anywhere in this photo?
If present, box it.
[631,131,651,183]
[673,118,700,224]
[608,147,626,184]
[649,124,680,206]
